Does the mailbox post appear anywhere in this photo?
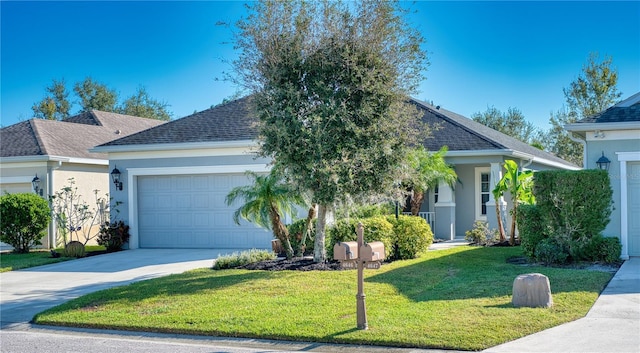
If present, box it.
[333,222,385,330]
[355,223,367,330]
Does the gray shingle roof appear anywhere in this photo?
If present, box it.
[412,99,577,167]
[99,96,258,147]
[1,110,165,159]
[96,96,576,168]
[575,92,640,123]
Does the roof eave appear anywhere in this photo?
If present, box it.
[565,121,640,131]
[445,149,579,170]
[91,139,258,153]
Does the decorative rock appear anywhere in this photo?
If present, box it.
[512,273,553,308]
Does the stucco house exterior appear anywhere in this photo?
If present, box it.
[565,92,640,259]
[92,97,578,250]
[0,110,165,248]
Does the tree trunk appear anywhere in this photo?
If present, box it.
[314,204,328,263]
[495,200,506,242]
[509,201,518,246]
[296,204,317,257]
[269,206,294,259]
[410,190,424,216]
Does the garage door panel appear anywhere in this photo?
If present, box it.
[138,174,270,249]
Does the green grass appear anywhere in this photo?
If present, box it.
[33,246,613,351]
[0,245,107,272]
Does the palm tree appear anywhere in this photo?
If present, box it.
[405,146,457,216]
[226,171,306,259]
[493,160,535,245]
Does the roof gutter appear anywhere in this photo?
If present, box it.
[564,121,640,131]
[445,149,579,170]
[90,139,257,153]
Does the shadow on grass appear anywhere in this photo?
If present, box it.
[367,246,611,302]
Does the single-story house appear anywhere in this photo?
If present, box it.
[0,111,165,248]
[92,97,578,250]
[565,92,640,259]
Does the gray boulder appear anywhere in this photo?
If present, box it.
[512,273,553,308]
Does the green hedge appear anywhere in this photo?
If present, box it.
[527,170,616,264]
[517,205,546,259]
[326,216,394,260]
[0,193,51,253]
[387,215,433,260]
[534,170,612,240]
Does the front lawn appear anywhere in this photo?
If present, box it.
[33,246,613,351]
[0,246,107,272]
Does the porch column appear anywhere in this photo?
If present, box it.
[486,162,506,233]
[434,180,455,240]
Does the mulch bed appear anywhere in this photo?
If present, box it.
[237,258,345,271]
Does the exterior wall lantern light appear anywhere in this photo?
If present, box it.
[596,151,611,171]
[32,174,43,196]
[111,166,123,191]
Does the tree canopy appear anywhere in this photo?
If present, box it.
[31,77,173,121]
[471,106,541,146]
[546,53,621,166]
[231,0,429,261]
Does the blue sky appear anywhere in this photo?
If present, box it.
[2,1,639,130]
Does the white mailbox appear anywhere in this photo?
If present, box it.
[333,241,359,261]
[360,241,385,262]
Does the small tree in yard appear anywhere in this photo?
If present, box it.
[231,0,428,262]
[404,146,457,216]
[226,171,307,259]
[0,193,51,253]
[49,178,110,247]
[493,160,534,245]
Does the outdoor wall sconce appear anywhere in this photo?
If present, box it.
[32,174,43,196]
[111,166,123,191]
[596,152,611,171]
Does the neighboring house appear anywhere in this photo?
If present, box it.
[0,111,165,249]
[565,92,640,259]
[93,97,578,251]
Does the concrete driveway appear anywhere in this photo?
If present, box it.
[0,248,245,328]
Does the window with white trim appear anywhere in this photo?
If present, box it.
[475,167,490,220]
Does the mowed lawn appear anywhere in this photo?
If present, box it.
[34,246,613,351]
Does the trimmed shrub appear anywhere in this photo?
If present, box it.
[287,218,315,256]
[518,205,546,259]
[326,216,394,260]
[582,235,622,264]
[97,221,131,252]
[464,220,498,247]
[213,249,276,270]
[535,238,568,265]
[63,241,86,258]
[534,170,612,240]
[387,215,433,259]
[0,193,51,253]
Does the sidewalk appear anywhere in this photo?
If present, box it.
[484,257,640,353]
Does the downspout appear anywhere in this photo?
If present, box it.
[47,161,62,249]
[568,132,587,169]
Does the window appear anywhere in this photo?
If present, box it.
[480,173,490,215]
[434,184,439,204]
[475,167,490,220]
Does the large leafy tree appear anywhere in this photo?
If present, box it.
[31,79,71,120]
[547,53,622,166]
[404,146,457,216]
[226,171,306,259]
[74,77,119,112]
[31,78,172,120]
[231,0,428,262]
[472,106,539,145]
[119,87,172,121]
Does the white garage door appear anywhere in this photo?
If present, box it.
[628,162,640,256]
[137,174,270,249]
